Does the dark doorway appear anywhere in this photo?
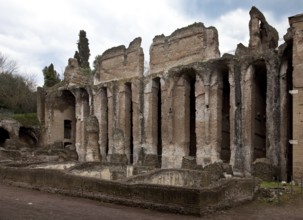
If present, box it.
[19,127,37,146]
[285,46,293,181]
[189,76,196,157]
[253,62,267,160]
[64,120,72,139]
[153,78,162,164]
[221,71,231,162]
[125,83,134,164]
[0,127,9,146]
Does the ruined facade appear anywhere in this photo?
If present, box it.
[37,7,303,182]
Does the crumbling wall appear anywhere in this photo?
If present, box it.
[43,89,76,148]
[289,13,303,182]
[249,6,279,51]
[94,37,144,84]
[150,23,220,75]
[64,58,91,85]
[37,7,299,181]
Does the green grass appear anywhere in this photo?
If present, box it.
[260,181,280,188]
[13,113,39,126]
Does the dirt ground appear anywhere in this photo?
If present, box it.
[0,183,303,220]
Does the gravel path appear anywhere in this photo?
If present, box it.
[0,183,302,220]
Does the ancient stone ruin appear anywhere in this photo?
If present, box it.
[1,6,303,215]
[35,7,303,182]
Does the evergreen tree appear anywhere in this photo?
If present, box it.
[42,63,60,87]
[73,51,81,67]
[74,30,90,69]
[92,55,101,74]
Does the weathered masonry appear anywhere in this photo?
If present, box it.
[37,7,303,182]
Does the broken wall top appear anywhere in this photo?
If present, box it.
[64,58,91,86]
[289,13,303,88]
[248,6,279,51]
[149,22,220,75]
[94,37,144,84]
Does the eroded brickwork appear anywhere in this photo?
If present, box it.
[37,7,303,182]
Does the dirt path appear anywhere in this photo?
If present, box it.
[0,183,303,220]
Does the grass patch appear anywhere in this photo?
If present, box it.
[260,181,280,188]
[13,113,39,126]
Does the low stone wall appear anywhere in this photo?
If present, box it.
[0,165,257,216]
[125,169,211,188]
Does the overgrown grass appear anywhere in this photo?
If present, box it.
[13,113,39,126]
[260,181,280,188]
[260,181,302,192]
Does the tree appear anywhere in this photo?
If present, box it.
[42,63,60,87]
[0,52,17,74]
[92,55,101,75]
[74,30,90,69]
[73,51,81,67]
[0,53,36,113]
[0,73,36,113]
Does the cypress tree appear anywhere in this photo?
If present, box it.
[75,30,90,68]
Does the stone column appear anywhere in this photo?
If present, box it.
[85,116,101,161]
[228,67,237,169]
[265,56,280,170]
[109,83,129,164]
[93,87,108,161]
[73,89,90,162]
[161,79,171,168]
[195,75,206,166]
[242,65,254,175]
[166,75,190,168]
[107,85,114,159]
[209,70,222,163]
[142,79,161,166]
[131,81,141,164]
[279,60,289,180]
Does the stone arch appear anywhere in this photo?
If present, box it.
[166,68,197,168]
[18,127,37,146]
[243,59,267,174]
[280,45,293,181]
[252,60,267,160]
[152,77,162,165]
[61,90,76,148]
[0,127,10,147]
[218,65,231,163]
[194,69,207,166]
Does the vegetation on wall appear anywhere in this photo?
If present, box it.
[92,55,101,75]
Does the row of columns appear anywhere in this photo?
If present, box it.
[65,57,286,178]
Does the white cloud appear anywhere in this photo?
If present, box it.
[0,0,294,86]
[213,8,250,54]
[0,0,194,86]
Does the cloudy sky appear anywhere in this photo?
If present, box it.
[0,0,301,86]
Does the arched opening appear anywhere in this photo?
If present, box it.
[281,44,293,181]
[61,90,76,148]
[189,76,196,157]
[0,127,10,147]
[19,127,37,146]
[253,61,267,160]
[172,72,196,167]
[99,87,109,159]
[64,120,72,139]
[221,69,231,162]
[153,77,162,165]
[125,83,134,164]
